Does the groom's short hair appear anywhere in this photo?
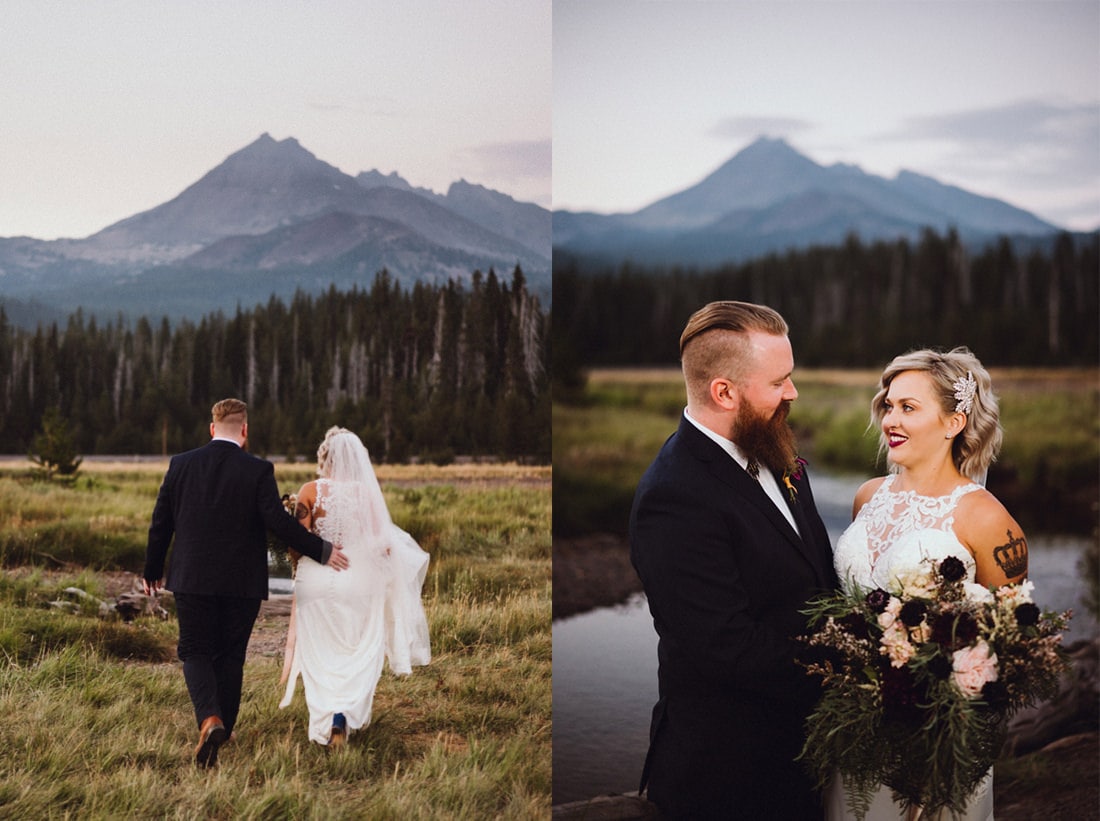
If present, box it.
[680,301,788,402]
[211,398,248,425]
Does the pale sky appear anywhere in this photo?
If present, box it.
[0,0,550,240]
[554,0,1100,231]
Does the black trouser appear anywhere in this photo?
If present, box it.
[173,593,262,734]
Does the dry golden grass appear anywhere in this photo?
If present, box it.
[586,366,1099,392]
[2,457,550,482]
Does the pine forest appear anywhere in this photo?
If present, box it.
[553,229,1099,375]
[0,267,550,464]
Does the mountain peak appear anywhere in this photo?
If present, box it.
[630,136,824,229]
[555,136,1060,261]
[1,134,552,316]
[229,133,315,166]
[357,168,416,191]
[740,135,797,154]
[83,134,356,249]
[448,179,512,201]
[728,136,819,168]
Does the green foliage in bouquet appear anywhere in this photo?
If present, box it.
[798,557,1070,819]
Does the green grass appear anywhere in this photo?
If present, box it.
[0,470,161,569]
[553,367,1100,538]
[0,464,550,819]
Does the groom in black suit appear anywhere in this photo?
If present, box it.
[143,398,349,767]
[630,302,836,819]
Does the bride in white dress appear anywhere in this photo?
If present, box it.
[828,348,1029,821]
[279,427,431,746]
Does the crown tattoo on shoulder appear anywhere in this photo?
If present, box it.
[993,529,1028,578]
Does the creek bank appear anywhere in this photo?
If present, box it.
[553,533,639,620]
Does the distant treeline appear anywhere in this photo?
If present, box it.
[0,267,550,463]
[553,229,1099,376]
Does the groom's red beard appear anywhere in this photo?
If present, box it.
[733,398,798,475]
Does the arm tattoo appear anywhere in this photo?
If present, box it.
[295,501,310,521]
[993,529,1028,578]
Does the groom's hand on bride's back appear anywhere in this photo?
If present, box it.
[327,543,350,571]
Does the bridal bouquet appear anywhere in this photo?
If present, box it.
[268,492,302,574]
[798,557,1070,819]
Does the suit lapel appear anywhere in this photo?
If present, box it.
[680,419,802,548]
[679,417,828,580]
[770,465,832,587]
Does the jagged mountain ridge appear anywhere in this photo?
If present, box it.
[0,134,549,321]
[82,134,366,257]
[553,136,1061,264]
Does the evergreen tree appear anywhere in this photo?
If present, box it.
[29,406,83,478]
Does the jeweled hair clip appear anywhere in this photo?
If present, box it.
[953,370,977,415]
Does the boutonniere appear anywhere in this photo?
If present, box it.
[781,457,808,503]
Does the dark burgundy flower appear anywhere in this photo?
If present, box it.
[931,613,956,646]
[838,611,871,640]
[881,665,924,724]
[930,611,979,649]
[791,456,808,480]
[865,589,890,613]
[939,556,966,582]
[1015,603,1041,628]
[926,653,953,680]
[981,680,1010,712]
[899,600,928,628]
[954,612,980,645]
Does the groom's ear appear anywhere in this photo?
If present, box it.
[709,377,739,412]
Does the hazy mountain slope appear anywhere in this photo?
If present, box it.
[553,136,1061,265]
[0,133,550,321]
[443,180,551,258]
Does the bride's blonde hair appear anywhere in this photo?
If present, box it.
[871,347,1002,483]
[316,426,355,477]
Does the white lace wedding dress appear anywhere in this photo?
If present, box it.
[279,478,431,744]
[828,474,994,821]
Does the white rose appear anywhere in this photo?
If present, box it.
[963,582,995,604]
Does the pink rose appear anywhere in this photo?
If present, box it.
[881,623,915,667]
[877,597,902,630]
[951,641,998,697]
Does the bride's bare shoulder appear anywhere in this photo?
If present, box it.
[852,476,888,517]
[295,480,319,507]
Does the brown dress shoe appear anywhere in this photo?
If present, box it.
[195,715,227,768]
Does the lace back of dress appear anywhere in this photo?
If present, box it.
[314,481,380,543]
[862,475,981,568]
[312,432,395,562]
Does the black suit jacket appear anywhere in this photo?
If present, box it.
[144,440,331,599]
[629,416,837,820]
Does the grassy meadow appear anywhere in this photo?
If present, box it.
[553,367,1100,539]
[0,460,550,819]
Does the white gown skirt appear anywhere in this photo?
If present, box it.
[279,526,430,745]
[826,769,994,821]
